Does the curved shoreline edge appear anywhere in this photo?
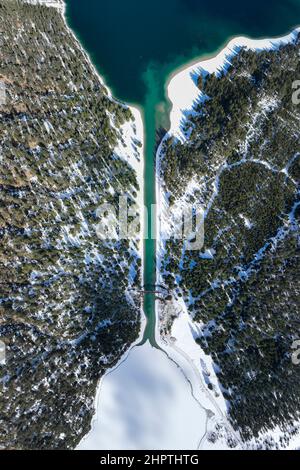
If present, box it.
[166,27,300,141]
[23,0,147,449]
[23,0,300,450]
[61,0,147,333]
[156,26,300,450]
[60,0,147,351]
[58,4,150,448]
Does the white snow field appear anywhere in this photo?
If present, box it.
[77,341,207,450]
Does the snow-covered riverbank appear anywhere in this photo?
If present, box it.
[77,25,300,453]
[33,0,300,451]
[156,27,300,450]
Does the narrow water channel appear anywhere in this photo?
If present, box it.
[65,0,300,450]
[65,0,300,347]
[140,66,169,346]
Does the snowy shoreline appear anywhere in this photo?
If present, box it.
[62,6,146,281]
[26,0,149,448]
[166,27,300,141]
[24,0,300,450]
[60,0,146,330]
[24,0,146,274]
[156,26,300,450]
[77,340,209,450]
[59,0,147,350]
[56,4,151,449]
[22,0,65,11]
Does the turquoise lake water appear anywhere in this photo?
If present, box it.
[65,0,300,344]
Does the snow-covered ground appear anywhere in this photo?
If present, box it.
[156,27,300,450]
[60,1,145,275]
[77,341,207,450]
[110,104,146,314]
[23,0,64,11]
[166,28,300,142]
[0,340,5,366]
[112,105,144,264]
[41,0,300,450]
[78,27,300,452]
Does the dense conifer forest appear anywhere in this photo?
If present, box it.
[0,0,142,449]
[159,36,300,445]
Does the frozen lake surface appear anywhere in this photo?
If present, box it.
[77,341,207,450]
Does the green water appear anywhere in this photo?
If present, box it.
[141,67,158,345]
[65,0,300,345]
